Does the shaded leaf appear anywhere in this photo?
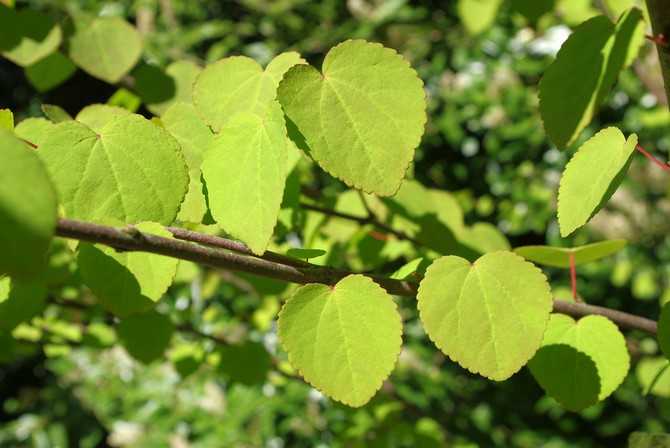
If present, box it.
[514,239,626,267]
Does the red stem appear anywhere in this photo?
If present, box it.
[569,251,577,301]
[636,145,670,172]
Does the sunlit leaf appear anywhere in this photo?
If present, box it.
[514,239,626,267]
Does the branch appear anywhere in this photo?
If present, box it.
[645,0,670,108]
[54,218,658,336]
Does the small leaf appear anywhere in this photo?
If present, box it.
[528,314,630,411]
[201,102,287,255]
[286,248,326,259]
[77,222,180,317]
[135,60,201,116]
[558,127,637,237]
[25,51,77,92]
[170,343,204,378]
[0,277,47,331]
[539,9,645,149]
[193,52,305,132]
[217,341,272,385]
[74,104,130,133]
[117,310,173,364]
[417,251,552,380]
[41,104,73,123]
[514,239,626,268]
[0,108,14,131]
[278,274,402,407]
[0,127,57,279]
[457,0,503,35]
[67,16,142,83]
[38,114,189,225]
[277,40,426,196]
[0,6,62,66]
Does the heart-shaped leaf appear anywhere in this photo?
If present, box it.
[201,102,287,255]
[277,39,427,196]
[528,314,630,411]
[38,113,189,225]
[77,221,179,317]
[25,51,77,92]
[0,6,62,67]
[558,127,637,237]
[67,16,142,83]
[74,104,130,133]
[278,274,402,407]
[117,310,173,364]
[0,127,57,279]
[539,8,645,150]
[514,239,626,268]
[193,52,305,132]
[417,251,552,380]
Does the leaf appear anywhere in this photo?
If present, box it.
[135,60,201,116]
[161,102,214,224]
[278,274,402,407]
[528,314,630,411]
[38,114,189,225]
[74,104,130,133]
[514,239,626,268]
[217,341,272,385]
[636,357,670,398]
[107,88,141,112]
[0,109,13,131]
[557,127,637,237]
[286,248,326,259]
[0,278,47,331]
[539,9,645,149]
[0,6,62,66]
[0,127,57,279]
[193,51,306,132]
[457,0,503,35]
[117,310,173,364]
[389,257,425,281]
[201,102,287,255]
[14,117,54,143]
[417,251,552,381]
[42,104,73,123]
[77,221,180,317]
[25,51,77,92]
[629,432,670,448]
[658,303,670,361]
[510,0,555,22]
[67,16,142,83]
[170,343,204,378]
[277,40,426,196]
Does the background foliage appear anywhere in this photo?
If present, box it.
[1,0,670,446]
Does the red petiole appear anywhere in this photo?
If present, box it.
[636,145,670,172]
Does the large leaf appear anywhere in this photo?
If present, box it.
[0,277,47,331]
[0,6,62,66]
[38,114,189,225]
[539,8,645,149]
[417,251,552,380]
[514,239,626,268]
[117,310,173,364]
[278,274,402,407]
[0,128,57,279]
[77,222,180,317]
[277,40,426,196]
[161,102,214,223]
[201,102,287,255]
[528,314,630,411]
[67,16,142,83]
[193,52,305,132]
[558,127,637,237]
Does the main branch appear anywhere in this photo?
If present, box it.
[54,218,658,337]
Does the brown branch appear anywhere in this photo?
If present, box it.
[54,218,658,336]
[645,0,670,108]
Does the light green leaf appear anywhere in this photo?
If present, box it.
[457,0,503,35]
[514,239,626,267]
[117,310,173,363]
[0,6,62,66]
[277,40,426,196]
[658,303,670,361]
[193,52,305,132]
[389,257,424,281]
[67,16,142,83]
[558,127,637,237]
[161,102,213,223]
[286,248,326,259]
[417,251,552,381]
[77,221,180,317]
[41,104,73,123]
[636,357,670,398]
[0,278,47,331]
[539,8,645,149]
[278,274,402,407]
[75,104,130,133]
[0,109,13,131]
[14,117,54,143]
[0,127,57,279]
[458,222,511,255]
[135,60,201,116]
[25,51,77,92]
[201,102,287,255]
[107,88,141,112]
[38,114,189,225]
[528,314,630,411]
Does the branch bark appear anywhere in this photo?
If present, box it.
[54,218,658,337]
[645,0,670,107]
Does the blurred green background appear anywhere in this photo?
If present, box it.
[1,0,670,446]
